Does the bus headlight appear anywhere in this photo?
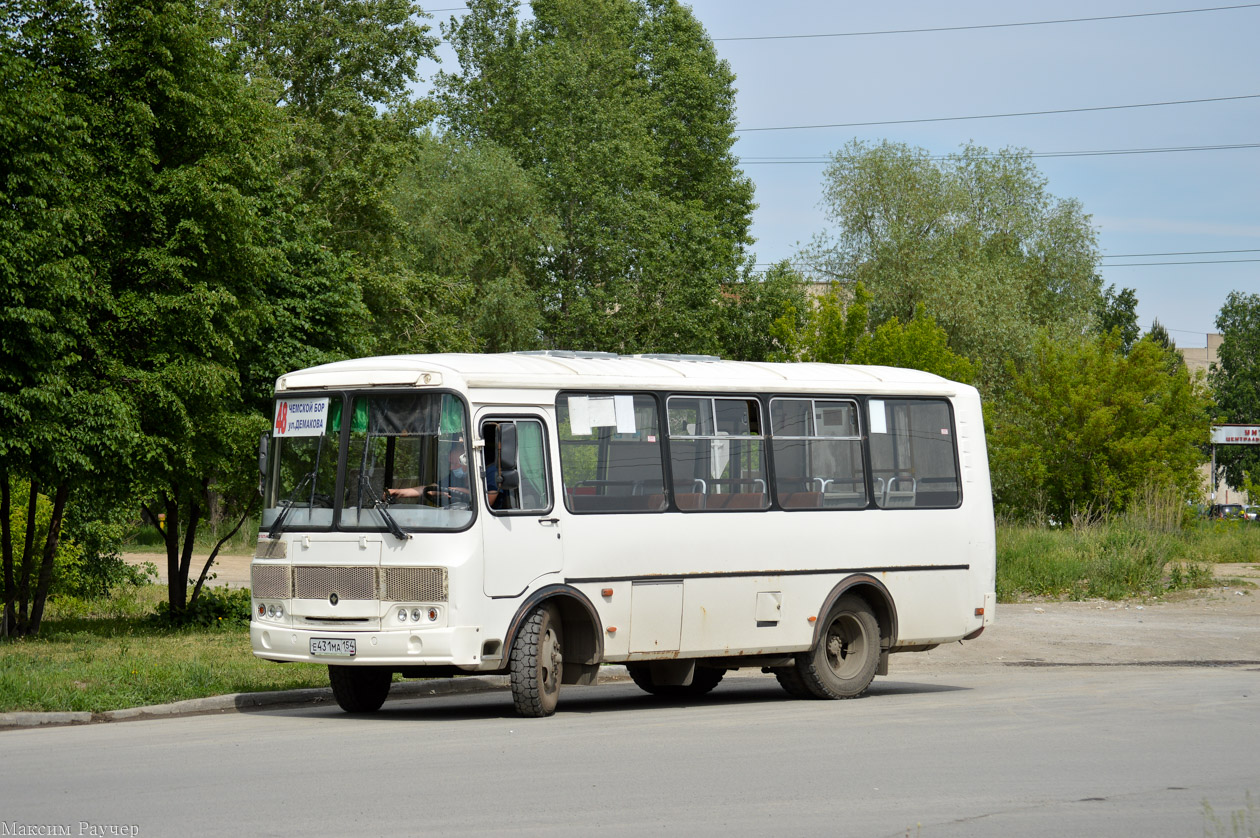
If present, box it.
[255,602,287,623]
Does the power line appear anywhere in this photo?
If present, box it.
[734,93,1260,133]
[713,4,1260,42]
[1102,248,1260,258]
[1103,258,1260,266]
[740,142,1260,164]
[752,253,1260,267]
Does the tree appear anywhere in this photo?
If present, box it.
[437,0,754,353]
[988,333,1211,522]
[1209,291,1260,492]
[1145,318,1185,375]
[0,0,136,636]
[803,140,1102,394]
[780,282,977,383]
[1097,284,1140,354]
[715,261,809,362]
[219,0,439,256]
[365,133,562,355]
[86,0,366,620]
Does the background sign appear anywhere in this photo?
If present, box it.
[1210,425,1260,445]
[274,397,331,437]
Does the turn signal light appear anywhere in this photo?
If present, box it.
[975,607,985,617]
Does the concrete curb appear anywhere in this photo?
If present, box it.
[0,666,632,731]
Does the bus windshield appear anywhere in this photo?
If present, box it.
[263,392,472,534]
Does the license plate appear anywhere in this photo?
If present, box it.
[310,637,356,657]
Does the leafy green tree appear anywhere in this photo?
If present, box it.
[784,282,976,383]
[715,261,810,362]
[0,0,136,636]
[437,0,754,353]
[1209,291,1260,491]
[864,310,978,384]
[90,0,364,620]
[988,333,1211,522]
[803,140,1101,394]
[1144,318,1185,374]
[366,134,562,355]
[1097,284,1140,354]
[218,0,439,257]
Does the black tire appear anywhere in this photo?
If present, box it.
[328,665,392,713]
[626,663,725,698]
[772,665,815,699]
[785,594,880,700]
[510,604,563,717]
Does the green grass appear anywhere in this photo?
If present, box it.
[0,585,328,714]
[997,519,1260,603]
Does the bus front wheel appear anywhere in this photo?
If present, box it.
[779,594,880,700]
[510,604,563,717]
[328,665,392,713]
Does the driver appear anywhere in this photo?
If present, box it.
[385,443,470,504]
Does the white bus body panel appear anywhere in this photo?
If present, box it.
[253,354,996,672]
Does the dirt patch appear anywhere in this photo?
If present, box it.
[124,552,253,588]
[899,563,1260,674]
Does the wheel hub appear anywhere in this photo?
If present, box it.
[541,627,562,690]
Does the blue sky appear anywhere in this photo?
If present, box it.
[421,2,1260,348]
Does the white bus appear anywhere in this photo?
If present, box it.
[251,352,995,717]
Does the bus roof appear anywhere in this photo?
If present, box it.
[275,352,970,398]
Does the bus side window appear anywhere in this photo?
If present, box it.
[667,396,769,511]
[482,419,551,514]
[770,398,866,510]
[556,393,666,514]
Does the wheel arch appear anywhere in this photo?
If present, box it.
[813,574,898,653]
[506,584,604,669]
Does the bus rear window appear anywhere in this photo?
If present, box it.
[868,399,960,509]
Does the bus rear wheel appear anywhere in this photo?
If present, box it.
[510,604,563,717]
[783,594,880,700]
[626,663,725,698]
[328,665,392,713]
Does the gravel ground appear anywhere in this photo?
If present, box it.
[125,553,1260,671]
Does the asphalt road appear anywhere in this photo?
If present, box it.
[2,664,1257,837]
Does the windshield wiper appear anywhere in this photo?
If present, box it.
[267,471,315,539]
[358,473,410,541]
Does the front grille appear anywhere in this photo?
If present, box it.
[251,564,292,599]
[383,567,448,603]
[293,566,377,600]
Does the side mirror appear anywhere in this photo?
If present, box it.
[496,423,519,490]
[258,431,270,478]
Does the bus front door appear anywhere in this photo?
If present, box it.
[479,414,563,597]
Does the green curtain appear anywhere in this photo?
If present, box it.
[518,421,546,498]
[440,394,465,435]
[328,398,368,434]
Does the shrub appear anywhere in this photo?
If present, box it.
[149,586,252,628]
